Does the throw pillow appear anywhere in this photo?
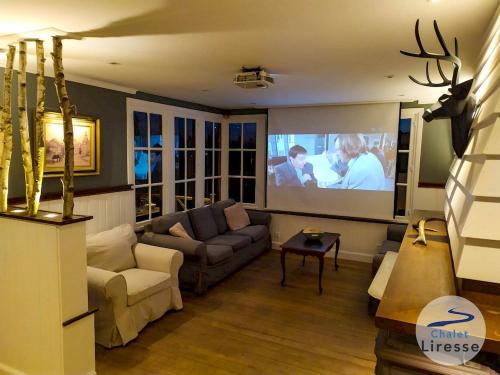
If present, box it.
[224,203,251,231]
[169,222,193,240]
[86,224,137,272]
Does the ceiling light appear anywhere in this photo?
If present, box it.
[109,62,121,66]
[385,75,394,79]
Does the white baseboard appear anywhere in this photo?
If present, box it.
[272,241,373,263]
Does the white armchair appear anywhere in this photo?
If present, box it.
[86,225,183,348]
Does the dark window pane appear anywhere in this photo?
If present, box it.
[229,123,241,149]
[228,151,241,176]
[150,150,162,183]
[214,150,221,176]
[135,187,149,221]
[133,111,148,147]
[134,150,148,185]
[175,183,185,212]
[214,178,221,202]
[395,185,407,216]
[397,153,409,173]
[214,122,221,148]
[204,179,212,200]
[228,178,241,202]
[186,151,196,179]
[243,151,256,176]
[175,150,185,180]
[150,113,162,147]
[187,118,196,148]
[151,185,162,218]
[175,117,185,148]
[242,178,256,204]
[186,181,195,209]
[205,121,213,149]
[205,151,213,177]
[398,118,411,150]
[243,123,257,149]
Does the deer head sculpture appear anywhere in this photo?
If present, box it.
[400,20,476,158]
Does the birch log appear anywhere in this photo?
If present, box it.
[0,45,16,213]
[52,36,74,218]
[32,40,46,215]
[18,41,35,215]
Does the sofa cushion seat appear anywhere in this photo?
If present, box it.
[205,234,252,251]
[227,225,268,242]
[206,244,233,265]
[119,268,171,306]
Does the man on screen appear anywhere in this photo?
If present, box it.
[331,134,385,190]
[274,145,317,187]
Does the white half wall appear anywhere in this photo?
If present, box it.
[39,190,135,235]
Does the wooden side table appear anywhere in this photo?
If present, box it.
[280,232,341,294]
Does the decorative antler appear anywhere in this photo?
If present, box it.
[400,19,461,88]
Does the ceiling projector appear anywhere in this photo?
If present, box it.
[233,67,274,89]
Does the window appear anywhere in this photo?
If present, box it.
[204,121,221,205]
[133,111,163,222]
[228,122,257,204]
[175,117,196,211]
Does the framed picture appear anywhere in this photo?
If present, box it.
[42,111,100,177]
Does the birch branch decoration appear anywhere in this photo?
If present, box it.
[52,36,74,218]
[0,45,16,213]
[18,41,35,215]
[32,40,46,215]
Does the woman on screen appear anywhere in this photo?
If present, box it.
[332,134,385,190]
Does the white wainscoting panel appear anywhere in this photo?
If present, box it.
[39,190,135,235]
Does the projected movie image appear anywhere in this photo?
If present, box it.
[268,133,397,191]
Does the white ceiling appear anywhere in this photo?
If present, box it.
[0,0,497,109]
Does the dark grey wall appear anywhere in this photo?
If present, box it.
[1,67,129,199]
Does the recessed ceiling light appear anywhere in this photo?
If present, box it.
[109,62,121,66]
[385,74,394,79]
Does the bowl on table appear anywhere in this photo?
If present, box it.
[302,227,324,241]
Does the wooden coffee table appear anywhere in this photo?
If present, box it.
[280,232,341,294]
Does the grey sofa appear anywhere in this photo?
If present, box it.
[140,199,272,294]
[368,223,406,315]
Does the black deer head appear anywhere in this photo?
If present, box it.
[400,20,476,158]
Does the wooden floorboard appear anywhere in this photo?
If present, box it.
[95,250,377,374]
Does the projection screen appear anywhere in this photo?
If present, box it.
[267,103,400,220]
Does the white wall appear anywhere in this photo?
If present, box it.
[445,7,500,283]
[270,214,389,263]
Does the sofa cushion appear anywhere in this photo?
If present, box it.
[211,199,236,234]
[152,212,195,238]
[224,203,251,231]
[86,224,137,272]
[119,268,171,306]
[205,234,252,251]
[169,222,193,240]
[227,225,268,242]
[188,206,219,241]
[376,240,401,255]
[206,245,233,265]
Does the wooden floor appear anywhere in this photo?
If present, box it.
[95,251,377,374]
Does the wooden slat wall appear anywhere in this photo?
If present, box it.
[446,6,500,283]
[39,190,135,235]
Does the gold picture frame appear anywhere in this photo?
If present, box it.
[42,111,100,177]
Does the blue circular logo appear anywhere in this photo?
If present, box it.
[416,296,485,365]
